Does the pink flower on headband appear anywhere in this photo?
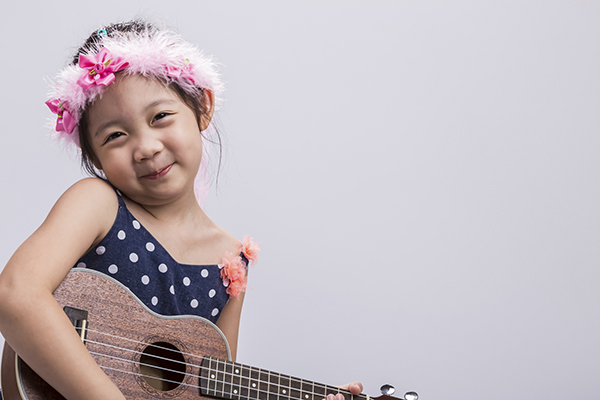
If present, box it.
[241,235,260,265]
[76,48,128,90]
[45,98,77,134]
[220,252,248,299]
[166,59,195,84]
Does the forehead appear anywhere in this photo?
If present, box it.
[87,74,179,121]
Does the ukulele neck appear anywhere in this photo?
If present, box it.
[200,357,366,400]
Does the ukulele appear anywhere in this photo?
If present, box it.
[0,268,418,400]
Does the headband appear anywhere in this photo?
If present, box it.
[46,27,223,146]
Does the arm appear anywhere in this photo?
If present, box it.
[215,292,245,361]
[0,179,126,400]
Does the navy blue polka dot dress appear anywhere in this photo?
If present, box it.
[74,188,248,323]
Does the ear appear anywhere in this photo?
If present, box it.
[199,89,215,132]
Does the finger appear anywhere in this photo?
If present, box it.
[347,382,364,395]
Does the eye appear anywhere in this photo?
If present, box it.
[105,131,124,143]
[152,112,170,123]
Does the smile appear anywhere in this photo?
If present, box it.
[142,163,174,180]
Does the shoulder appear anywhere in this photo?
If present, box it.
[4,178,120,289]
[58,178,116,204]
[44,178,118,245]
[208,224,243,259]
[211,228,260,266]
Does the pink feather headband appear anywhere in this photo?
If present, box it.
[46,28,223,146]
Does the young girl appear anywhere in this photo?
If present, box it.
[0,20,362,400]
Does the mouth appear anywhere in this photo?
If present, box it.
[142,163,174,180]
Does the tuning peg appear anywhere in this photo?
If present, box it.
[380,384,395,395]
[403,392,419,400]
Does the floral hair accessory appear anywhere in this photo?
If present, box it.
[76,48,128,90]
[46,25,223,144]
[220,252,248,299]
[45,98,77,134]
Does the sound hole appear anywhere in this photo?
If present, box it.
[140,341,186,391]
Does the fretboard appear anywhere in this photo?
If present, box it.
[200,357,366,400]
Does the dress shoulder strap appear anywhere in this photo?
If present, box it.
[100,178,127,208]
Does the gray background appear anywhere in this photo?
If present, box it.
[1,1,599,399]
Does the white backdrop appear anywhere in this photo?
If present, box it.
[1,2,599,399]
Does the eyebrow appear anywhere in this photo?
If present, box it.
[93,98,179,138]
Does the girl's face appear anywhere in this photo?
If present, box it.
[86,74,208,206]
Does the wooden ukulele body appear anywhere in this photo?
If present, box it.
[1,268,230,399]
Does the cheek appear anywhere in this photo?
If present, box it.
[95,149,128,173]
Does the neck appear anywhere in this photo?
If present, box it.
[124,184,207,226]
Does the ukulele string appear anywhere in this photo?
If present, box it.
[97,362,363,400]
[76,328,358,398]
[77,327,206,362]
[75,327,364,399]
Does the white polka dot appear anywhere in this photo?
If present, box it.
[129,253,139,263]
[201,269,209,278]
[141,275,150,285]
[190,299,198,308]
[96,246,106,255]
[211,308,219,317]
[77,262,86,268]
[146,242,155,252]
[158,263,168,273]
[222,278,230,288]
[117,230,126,240]
[132,220,141,229]
[183,277,191,286]
[169,285,175,295]
[217,264,223,269]
[209,289,216,298]
[151,296,158,306]
[108,264,118,274]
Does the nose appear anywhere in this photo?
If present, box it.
[133,133,164,162]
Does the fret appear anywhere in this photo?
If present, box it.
[216,359,228,399]
[239,364,251,400]
[212,359,226,399]
[290,376,301,400]
[247,366,259,400]
[225,361,236,400]
[199,357,212,396]
[268,371,281,400]
[257,367,269,400]
[301,379,314,400]
[279,375,291,399]
[313,382,327,400]
[231,363,243,400]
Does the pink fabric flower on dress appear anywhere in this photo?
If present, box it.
[241,235,261,266]
[220,252,247,299]
[45,98,77,134]
[76,48,129,90]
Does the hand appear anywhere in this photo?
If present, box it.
[326,382,364,400]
